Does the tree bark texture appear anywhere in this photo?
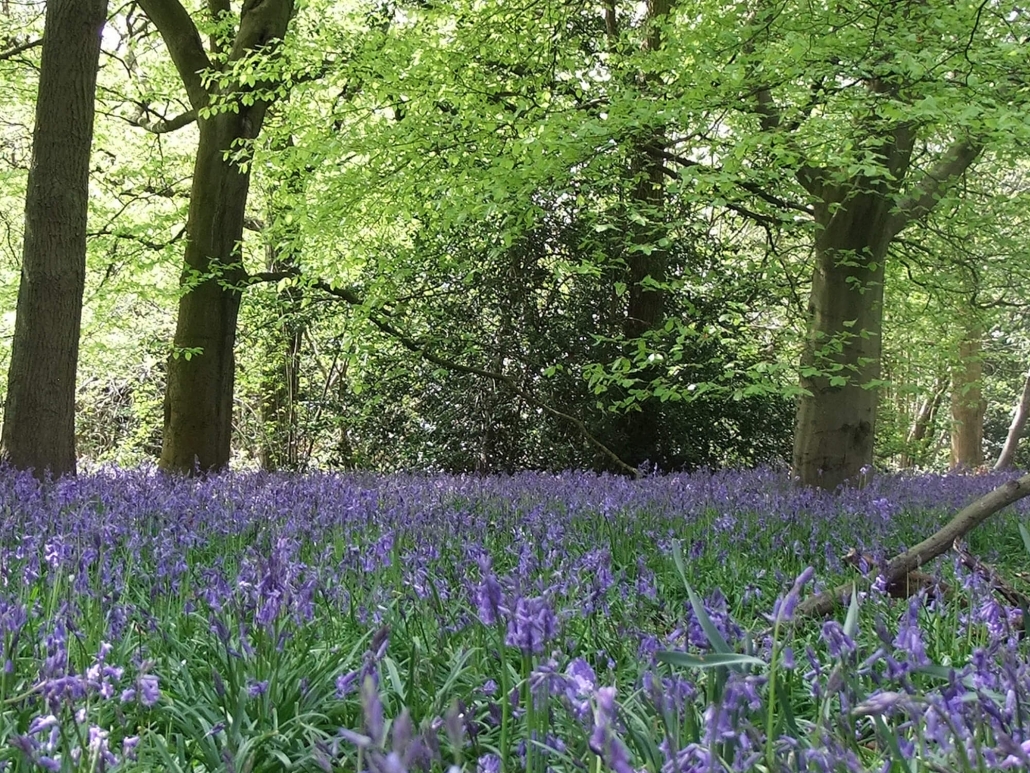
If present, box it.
[950,324,985,470]
[792,192,891,491]
[138,0,295,474]
[0,0,108,479]
[995,368,1030,470]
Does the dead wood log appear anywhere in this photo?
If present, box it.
[841,548,950,601]
[952,539,1030,610]
[798,473,1030,619]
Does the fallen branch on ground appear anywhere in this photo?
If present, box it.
[798,473,1030,619]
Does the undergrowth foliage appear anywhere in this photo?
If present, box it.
[1,468,1030,771]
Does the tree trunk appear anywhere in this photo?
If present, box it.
[750,27,983,490]
[0,0,107,479]
[139,0,296,474]
[792,193,891,490]
[258,239,303,472]
[949,324,984,470]
[160,118,252,473]
[617,0,671,470]
[899,374,947,468]
[995,368,1030,470]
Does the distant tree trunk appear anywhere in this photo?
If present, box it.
[257,149,304,472]
[899,374,947,468]
[138,0,296,474]
[258,234,303,471]
[617,0,671,470]
[995,369,1030,470]
[0,0,107,479]
[949,324,985,470]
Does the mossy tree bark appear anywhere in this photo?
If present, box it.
[0,0,108,479]
[137,0,295,473]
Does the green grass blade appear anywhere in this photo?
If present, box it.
[657,651,765,669]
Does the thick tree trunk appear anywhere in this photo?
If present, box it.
[995,368,1030,470]
[792,193,891,490]
[949,324,985,470]
[0,0,107,478]
[160,118,253,473]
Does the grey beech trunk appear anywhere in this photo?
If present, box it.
[792,192,891,490]
[995,369,1030,470]
[949,325,985,470]
[0,0,107,478]
[750,14,983,489]
[138,0,295,474]
[776,140,980,490]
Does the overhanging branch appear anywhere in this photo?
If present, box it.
[653,147,813,216]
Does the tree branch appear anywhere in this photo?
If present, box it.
[797,473,1030,618]
[128,107,197,133]
[888,139,983,238]
[136,0,212,110]
[0,37,42,61]
[654,147,813,216]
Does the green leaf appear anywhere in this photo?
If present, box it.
[1019,522,1030,557]
[843,584,860,639]
[657,651,766,669]
[671,540,732,655]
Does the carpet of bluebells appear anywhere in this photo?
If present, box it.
[3,467,1030,772]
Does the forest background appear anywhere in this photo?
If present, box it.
[2,0,1030,489]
